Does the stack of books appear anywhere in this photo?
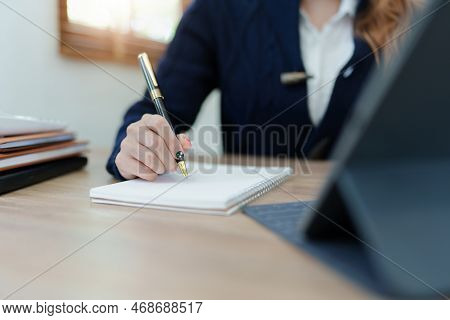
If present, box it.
[0,114,88,195]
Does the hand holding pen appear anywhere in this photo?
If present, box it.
[114,54,191,181]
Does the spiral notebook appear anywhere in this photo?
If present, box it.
[90,163,292,215]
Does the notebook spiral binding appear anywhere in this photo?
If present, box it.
[231,169,293,208]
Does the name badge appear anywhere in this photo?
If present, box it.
[280,72,313,85]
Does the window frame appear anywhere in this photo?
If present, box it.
[58,0,190,65]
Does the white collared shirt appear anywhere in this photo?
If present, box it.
[300,0,358,126]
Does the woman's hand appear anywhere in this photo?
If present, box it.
[115,114,192,181]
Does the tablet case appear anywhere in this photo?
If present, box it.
[243,202,392,298]
[0,156,88,195]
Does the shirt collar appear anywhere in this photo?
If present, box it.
[300,0,359,24]
[338,0,359,18]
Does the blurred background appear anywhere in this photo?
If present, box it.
[0,0,221,153]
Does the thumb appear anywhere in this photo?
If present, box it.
[177,133,192,150]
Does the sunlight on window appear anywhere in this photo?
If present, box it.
[67,0,183,43]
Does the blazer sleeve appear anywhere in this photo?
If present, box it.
[106,0,219,180]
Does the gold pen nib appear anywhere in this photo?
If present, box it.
[177,161,188,177]
[175,151,188,177]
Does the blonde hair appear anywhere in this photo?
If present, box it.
[355,0,423,62]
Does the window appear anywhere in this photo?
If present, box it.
[59,0,191,65]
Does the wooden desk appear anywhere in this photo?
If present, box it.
[0,149,372,299]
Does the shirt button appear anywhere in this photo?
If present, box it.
[343,66,354,78]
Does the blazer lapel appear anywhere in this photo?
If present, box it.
[262,0,304,72]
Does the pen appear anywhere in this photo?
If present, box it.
[137,52,188,177]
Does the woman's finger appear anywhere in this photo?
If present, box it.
[177,133,192,150]
[123,157,157,181]
[136,128,178,172]
[142,114,184,159]
[121,138,167,174]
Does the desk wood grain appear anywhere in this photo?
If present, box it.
[0,149,372,299]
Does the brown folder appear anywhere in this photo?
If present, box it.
[0,141,88,172]
[0,141,84,159]
[0,131,75,152]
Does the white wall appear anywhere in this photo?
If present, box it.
[0,0,221,154]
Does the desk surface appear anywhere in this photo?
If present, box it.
[0,149,372,299]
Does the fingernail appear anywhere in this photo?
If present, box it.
[185,136,192,147]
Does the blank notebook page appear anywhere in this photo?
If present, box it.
[90,163,292,215]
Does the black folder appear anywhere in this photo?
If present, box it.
[0,156,88,195]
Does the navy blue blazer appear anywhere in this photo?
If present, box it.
[107,0,374,179]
